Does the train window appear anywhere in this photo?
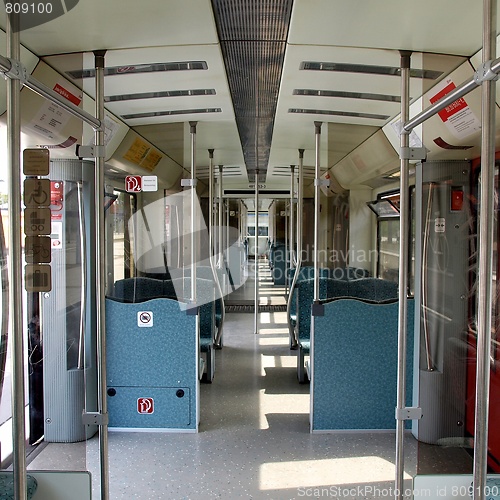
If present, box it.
[107,190,136,284]
[374,189,415,294]
[248,226,256,236]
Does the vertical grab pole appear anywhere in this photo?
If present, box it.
[190,122,198,303]
[94,50,110,500]
[395,50,411,500]
[208,149,214,264]
[254,171,259,334]
[287,151,304,349]
[218,165,223,271]
[285,202,288,294]
[290,165,295,269]
[7,13,27,500]
[297,150,304,270]
[473,0,496,498]
[313,122,322,302]
[226,200,230,273]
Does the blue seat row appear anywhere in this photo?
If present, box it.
[311,297,414,431]
[295,277,398,382]
[111,275,220,383]
[106,296,199,430]
[286,266,371,349]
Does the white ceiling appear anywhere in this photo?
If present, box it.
[0,0,494,189]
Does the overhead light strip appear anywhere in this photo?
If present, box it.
[105,89,216,102]
[293,88,401,103]
[300,61,442,80]
[67,61,208,79]
[122,108,222,120]
[288,108,389,120]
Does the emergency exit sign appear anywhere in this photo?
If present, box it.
[125,175,158,193]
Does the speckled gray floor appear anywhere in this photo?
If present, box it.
[27,262,472,499]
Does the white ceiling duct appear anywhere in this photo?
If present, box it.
[329,130,399,190]
[105,129,185,191]
[17,61,84,159]
[383,59,500,163]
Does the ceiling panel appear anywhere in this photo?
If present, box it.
[289,0,490,56]
[0,0,219,54]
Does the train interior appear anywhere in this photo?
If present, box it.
[0,0,499,498]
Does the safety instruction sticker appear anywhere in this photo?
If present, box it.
[429,79,481,139]
[137,311,153,327]
[25,81,82,141]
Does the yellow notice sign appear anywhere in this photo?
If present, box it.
[141,149,163,171]
[23,148,50,176]
[123,137,163,171]
[123,137,150,165]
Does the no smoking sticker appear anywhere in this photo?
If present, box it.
[137,311,153,328]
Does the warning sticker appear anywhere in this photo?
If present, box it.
[137,311,153,328]
[429,80,481,139]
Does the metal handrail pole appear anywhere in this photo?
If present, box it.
[208,150,214,263]
[94,50,110,500]
[287,151,304,348]
[473,0,496,498]
[298,150,304,265]
[313,123,322,302]
[218,166,223,271]
[290,165,295,268]
[395,50,411,500]
[7,12,27,500]
[254,171,259,334]
[190,122,198,303]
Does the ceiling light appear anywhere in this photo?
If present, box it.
[122,108,222,120]
[288,108,389,120]
[300,61,442,80]
[67,61,208,79]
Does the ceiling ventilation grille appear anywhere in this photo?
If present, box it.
[211,0,294,182]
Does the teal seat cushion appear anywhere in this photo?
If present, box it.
[0,473,38,499]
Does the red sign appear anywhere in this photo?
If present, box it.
[125,176,142,193]
[50,181,63,220]
[429,82,468,123]
[53,84,82,106]
[137,397,154,414]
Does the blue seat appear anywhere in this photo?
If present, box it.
[177,266,226,348]
[113,277,164,302]
[168,277,216,382]
[311,297,414,431]
[106,297,198,430]
[347,277,398,301]
[295,277,333,382]
[0,472,38,499]
[287,267,329,348]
